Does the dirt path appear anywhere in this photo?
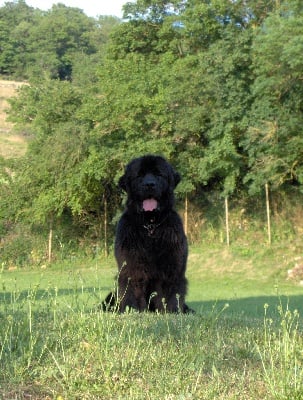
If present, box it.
[0,80,27,157]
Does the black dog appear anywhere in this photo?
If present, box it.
[103,155,191,313]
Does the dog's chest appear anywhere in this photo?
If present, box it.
[139,232,176,266]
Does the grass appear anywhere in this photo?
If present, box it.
[256,303,303,400]
[1,244,303,399]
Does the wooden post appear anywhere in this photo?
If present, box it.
[265,183,271,245]
[48,216,53,263]
[225,197,230,246]
[104,194,108,257]
[184,194,188,236]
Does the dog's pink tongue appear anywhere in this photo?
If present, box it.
[143,198,158,212]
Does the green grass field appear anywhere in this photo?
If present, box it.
[1,243,303,399]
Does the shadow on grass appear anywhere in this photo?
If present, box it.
[1,284,302,322]
[0,286,110,305]
[188,294,303,321]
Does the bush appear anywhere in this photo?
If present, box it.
[0,231,32,267]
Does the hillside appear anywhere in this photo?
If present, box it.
[0,80,27,158]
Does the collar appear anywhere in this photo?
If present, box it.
[143,214,169,236]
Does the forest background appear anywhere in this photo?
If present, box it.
[1,0,303,267]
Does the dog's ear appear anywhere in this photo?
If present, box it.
[118,174,127,191]
[173,171,181,188]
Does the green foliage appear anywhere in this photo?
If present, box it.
[0,0,37,77]
[243,1,303,193]
[0,1,119,80]
[8,80,84,135]
[6,82,88,221]
[1,0,303,261]
[0,230,32,267]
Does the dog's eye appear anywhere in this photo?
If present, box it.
[158,171,167,179]
[137,170,145,178]
[152,168,164,178]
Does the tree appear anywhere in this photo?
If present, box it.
[5,82,87,227]
[0,1,119,80]
[26,4,99,80]
[4,78,123,257]
[243,0,303,193]
[71,16,121,89]
[0,0,38,77]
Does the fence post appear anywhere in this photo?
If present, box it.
[104,194,108,257]
[225,197,230,246]
[184,194,188,236]
[48,216,53,263]
[265,183,272,245]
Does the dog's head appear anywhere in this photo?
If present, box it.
[119,155,180,214]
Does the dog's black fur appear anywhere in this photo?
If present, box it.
[102,155,192,313]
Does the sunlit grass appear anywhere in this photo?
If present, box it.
[1,246,303,399]
[256,303,303,400]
